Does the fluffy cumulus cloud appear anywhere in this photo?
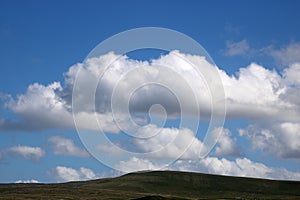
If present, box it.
[1,50,300,180]
[280,63,300,106]
[174,157,300,181]
[220,62,300,121]
[117,156,300,181]
[130,125,241,159]
[212,127,243,157]
[3,145,45,161]
[48,136,90,158]
[116,157,160,172]
[133,124,207,159]
[0,82,120,132]
[54,166,97,182]
[283,63,300,86]
[2,82,73,131]
[239,122,300,159]
[1,50,299,133]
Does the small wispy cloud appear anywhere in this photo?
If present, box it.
[15,179,39,184]
[4,145,45,161]
[224,24,240,35]
[48,136,90,158]
[222,39,300,68]
[269,42,300,66]
[222,39,250,56]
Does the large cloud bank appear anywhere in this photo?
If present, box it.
[1,50,300,180]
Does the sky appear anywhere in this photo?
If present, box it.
[0,0,300,183]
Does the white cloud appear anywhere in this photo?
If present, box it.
[184,157,271,178]
[212,127,243,157]
[239,122,300,159]
[279,63,300,106]
[1,51,299,133]
[2,82,73,131]
[96,125,241,165]
[48,136,90,158]
[134,124,207,159]
[283,63,300,86]
[223,40,300,67]
[95,124,241,164]
[54,166,97,182]
[270,42,300,66]
[222,39,250,56]
[116,156,300,181]
[1,51,300,166]
[5,145,45,161]
[1,81,121,132]
[173,157,300,181]
[15,179,39,183]
[116,157,161,172]
[74,111,121,133]
[0,51,221,132]
[97,144,123,156]
[220,62,300,121]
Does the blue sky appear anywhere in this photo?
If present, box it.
[1,0,300,183]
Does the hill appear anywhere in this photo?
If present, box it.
[0,170,300,199]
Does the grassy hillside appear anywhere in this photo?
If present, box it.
[1,170,300,199]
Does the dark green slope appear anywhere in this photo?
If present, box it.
[1,170,300,199]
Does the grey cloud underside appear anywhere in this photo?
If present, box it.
[0,116,74,132]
